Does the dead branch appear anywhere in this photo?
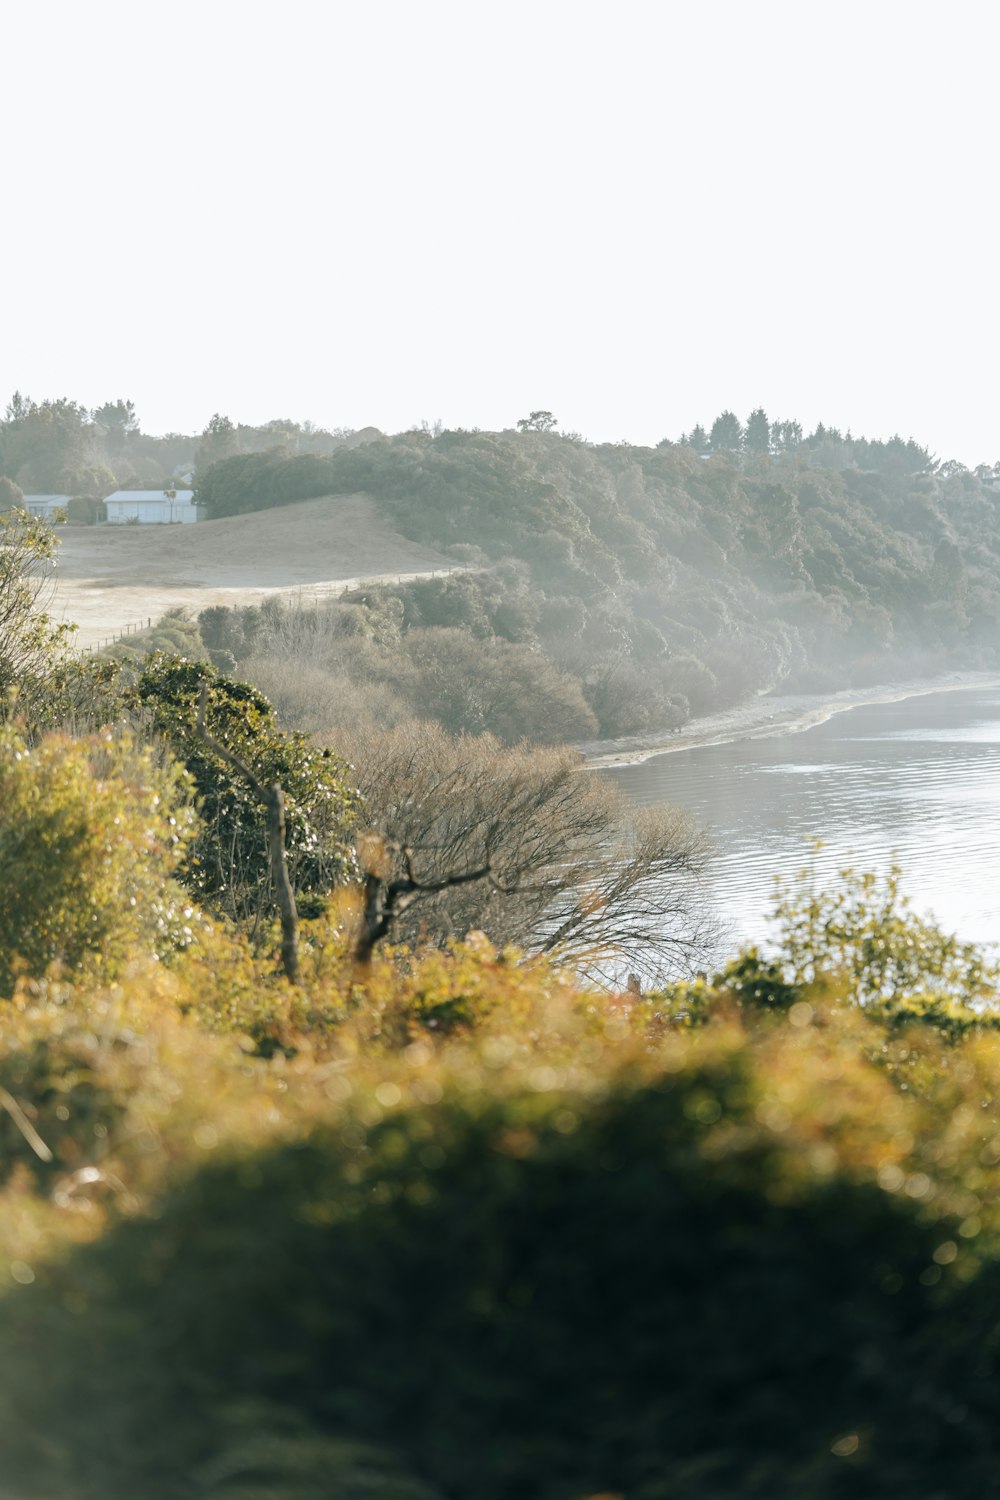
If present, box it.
[354,842,504,966]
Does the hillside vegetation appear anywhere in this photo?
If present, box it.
[0,393,374,496]
[8,423,1000,1496]
[195,423,1000,741]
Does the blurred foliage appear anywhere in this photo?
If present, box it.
[768,861,1000,1014]
[0,728,202,993]
[4,965,1000,1497]
[0,759,999,1495]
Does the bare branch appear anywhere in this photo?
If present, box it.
[330,722,715,985]
[353,837,495,966]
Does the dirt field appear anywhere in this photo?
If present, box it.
[44,495,457,648]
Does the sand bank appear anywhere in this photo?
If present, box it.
[580,672,1000,769]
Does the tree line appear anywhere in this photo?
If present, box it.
[0,392,367,499]
[188,423,1000,745]
[673,405,968,477]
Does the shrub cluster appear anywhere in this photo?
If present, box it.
[0,754,999,1497]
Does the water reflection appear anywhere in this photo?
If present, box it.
[602,687,1000,959]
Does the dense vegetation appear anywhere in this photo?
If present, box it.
[191,417,1000,742]
[7,415,1000,1495]
[0,391,373,497]
[7,390,1000,741]
[2,765,1000,1497]
[5,513,711,986]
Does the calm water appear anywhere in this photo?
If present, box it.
[602,687,1000,959]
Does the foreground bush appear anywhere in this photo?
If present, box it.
[0,729,202,992]
[2,985,1000,1499]
[4,743,1000,1498]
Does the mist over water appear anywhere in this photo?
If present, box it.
[603,687,1000,961]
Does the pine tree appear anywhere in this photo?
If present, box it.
[708,411,743,452]
[744,408,771,454]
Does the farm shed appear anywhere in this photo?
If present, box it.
[105,490,200,524]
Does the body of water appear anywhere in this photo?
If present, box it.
[602,686,1000,959]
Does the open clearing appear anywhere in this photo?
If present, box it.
[45,495,457,648]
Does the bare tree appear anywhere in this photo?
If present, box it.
[328,722,716,987]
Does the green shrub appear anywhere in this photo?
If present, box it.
[65,496,106,525]
[0,728,201,992]
[135,655,360,926]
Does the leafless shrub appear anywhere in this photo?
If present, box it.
[240,654,415,736]
[327,721,717,987]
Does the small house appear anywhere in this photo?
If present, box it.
[104,489,200,524]
[21,495,71,519]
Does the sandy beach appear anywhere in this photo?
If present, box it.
[579,671,1000,768]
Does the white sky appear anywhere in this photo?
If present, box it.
[4,0,997,462]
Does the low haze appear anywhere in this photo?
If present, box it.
[5,0,997,461]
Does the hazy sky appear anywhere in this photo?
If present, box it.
[5,1,997,461]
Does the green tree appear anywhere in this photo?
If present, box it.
[2,397,95,491]
[135,656,360,926]
[515,410,558,432]
[930,536,966,603]
[91,398,139,453]
[724,862,999,1021]
[400,628,599,744]
[4,391,30,423]
[708,410,743,451]
[65,496,107,525]
[196,413,240,474]
[744,406,771,454]
[769,418,803,452]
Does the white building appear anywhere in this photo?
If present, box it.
[21,494,71,519]
[105,489,200,524]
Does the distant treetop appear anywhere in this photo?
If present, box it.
[516,411,558,433]
[676,407,937,476]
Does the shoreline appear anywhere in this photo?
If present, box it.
[579,671,1000,769]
